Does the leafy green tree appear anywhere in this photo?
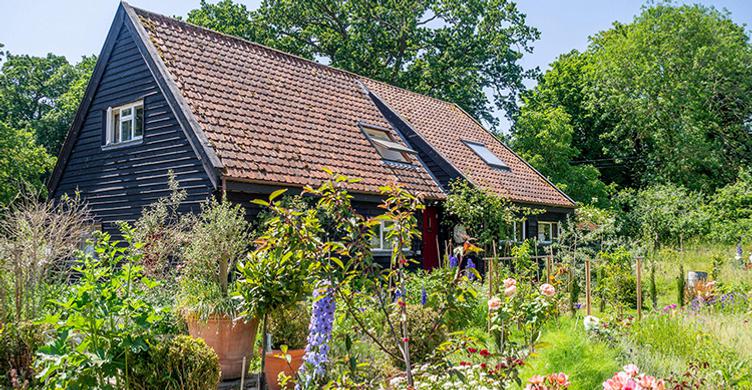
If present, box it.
[187,0,540,129]
[0,51,94,154]
[707,169,752,243]
[514,3,752,193]
[513,104,610,206]
[0,121,55,205]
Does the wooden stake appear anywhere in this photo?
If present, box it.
[585,259,592,316]
[636,256,643,320]
[546,254,552,283]
[435,235,441,268]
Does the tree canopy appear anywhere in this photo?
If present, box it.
[512,3,752,197]
[186,0,540,129]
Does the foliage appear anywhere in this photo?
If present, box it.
[444,179,535,247]
[0,121,55,206]
[513,3,752,193]
[0,193,92,322]
[35,230,168,389]
[186,0,540,129]
[512,104,610,206]
[126,335,220,390]
[178,194,250,320]
[268,302,310,350]
[0,321,46,389]
[613,184,708,248]
[0,51,94,154]
[129,171,193,279]
[594,247,642,315]
[382,304,446,367]
[707,168,752,243]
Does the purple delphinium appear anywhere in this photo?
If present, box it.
[421,285,427,306]
[394,288,402,303]
[449,255,459,268]
[466,258,476,281]
[297,281,336,389]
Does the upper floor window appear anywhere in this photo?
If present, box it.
[538,221,559,244]
[360,123,416,163]
[463,140,509,171]
[106,101,143,145]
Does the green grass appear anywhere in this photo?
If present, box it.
[517,316,620,390]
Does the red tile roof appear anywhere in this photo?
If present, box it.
[363,80,575,207]
[133,8,444,199]
[131,6,573,208]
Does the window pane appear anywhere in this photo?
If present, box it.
[365,127,390,141]
[120,107,132,117]
[121,119,132,142]
[464,141,509,170]
[552,223,559,239]
[113,111,120,143]
[370,225,381,249]
[134,106,144,137]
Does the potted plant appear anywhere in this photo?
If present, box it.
[177,196,255,380]
[264,302,310,390]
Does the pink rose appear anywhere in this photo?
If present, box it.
[549,372,570,387]
[504,284,517,297]
[623,364,639,377]
[503,278,517,288]
[540,283,556,297]
[488,297,502,311]
[527,375,545,385]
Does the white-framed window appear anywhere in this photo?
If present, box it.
[371,220,395,251]
[106,101,144,145]
[538,221,559,244]
[513,220,526,242]
[360,123,416,163]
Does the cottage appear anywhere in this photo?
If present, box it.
[49,2,576,268]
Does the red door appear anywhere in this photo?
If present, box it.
[422,206,440,270]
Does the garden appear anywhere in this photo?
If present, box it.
[1,170,751,390]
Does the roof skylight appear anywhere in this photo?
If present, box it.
[463,140,509,171]
[360,123,416,163]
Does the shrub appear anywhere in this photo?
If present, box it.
[383,304,446,367]
[268,302,310,350]
[128,335,220,390]
[0,321,46,389]
[178,195,250,320]
[35,231,168,389]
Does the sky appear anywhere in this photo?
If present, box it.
[1,0,750,129]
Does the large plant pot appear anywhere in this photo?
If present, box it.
[186,315,259,380]
[264,348,305,390]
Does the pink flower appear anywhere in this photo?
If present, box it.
[504,284,517,297]
[488,296,503,311]
[503,278,517,288]
[540,283,556,297]
[623,364,639,377]
[549,372,570,387]
[528,375,545,385]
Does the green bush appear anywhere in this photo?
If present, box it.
[0,321,46,388]
[383,304,446,367]
[268,302,310,349]
[128,335,220,390]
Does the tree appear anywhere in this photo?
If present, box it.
[513,104,610,206]
[513,3,752,193]
[0,121,55,206]
[186,0,540,130]
[0,51,95,155]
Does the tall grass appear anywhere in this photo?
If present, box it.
[518,316,620,390]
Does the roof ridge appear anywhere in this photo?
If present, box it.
[128,3,464,111]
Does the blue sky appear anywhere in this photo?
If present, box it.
[1,0,750,129]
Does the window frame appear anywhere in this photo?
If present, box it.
[462,140,510,171]
[359,122,416,164]
[537,221,559,244]
[371,220,394,251]
[513,220,526,242]
[105,100,144,147]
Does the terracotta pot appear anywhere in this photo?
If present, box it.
[264,348,305,390]
[186,315,259,380]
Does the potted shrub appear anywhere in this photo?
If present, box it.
[177,197,255,380]
[264,302,310,390]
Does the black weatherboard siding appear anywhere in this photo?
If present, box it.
[52,21,214,232]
